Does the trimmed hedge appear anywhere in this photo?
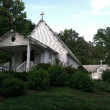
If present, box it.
[27,68,50,90]
[70,71,93,92]
[12,72,28,82]
[0,72,13,87]
[102,70,110,81]
[0,77,26,97]
[64,66,76,75]
[36,63,51,70]
[48,65,67,86]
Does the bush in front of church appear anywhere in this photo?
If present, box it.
[102,70,110,81]
[36,63,51,70]
[27,68,50,90]
[0,71,13,87]
[64,66,76,75]
[12,71,28,82]
[70,71,93,92]
[48,65,68,86]
[0,77,26,97]
[78,66,89,74]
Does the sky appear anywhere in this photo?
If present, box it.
[23,0,110,41]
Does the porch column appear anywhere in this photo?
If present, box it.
[26,41,31,72]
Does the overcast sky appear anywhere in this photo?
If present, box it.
[23,0,110,41]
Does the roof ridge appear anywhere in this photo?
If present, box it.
[42,21,82,66]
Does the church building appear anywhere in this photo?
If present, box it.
[0,13,81,72]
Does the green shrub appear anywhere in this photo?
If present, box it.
[78,66,89,74]
[64,66,76,75]
[106,78,110,83]
[0,77,26,97]
[0,72,13,87]
[102,70,110,81]
[36,63,51,70]
[27,68,49,90]
[48,65,67,86]
[70,71,93,92]
[55,58,61,65]
[12,72,28,82]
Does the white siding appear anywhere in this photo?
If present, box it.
[43,50,56,64]
[67,55,79,68]
[0,31,28,47]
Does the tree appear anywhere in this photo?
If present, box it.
[0,6,12,37]
[94,27,110,65]
[58,29,91,64]
[0,0,35,37]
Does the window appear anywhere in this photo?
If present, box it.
[11,37,16,42]
[49,53,52,60]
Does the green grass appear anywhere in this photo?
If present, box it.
[93,80,110,92]
[0,86,110,110]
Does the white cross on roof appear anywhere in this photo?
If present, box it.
[99,60,103,65]
[40,12,45,20]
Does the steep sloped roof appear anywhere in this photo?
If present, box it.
[29,20,82,66]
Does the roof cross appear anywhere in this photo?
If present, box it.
[40,12,45,20]
[99,60,103,65]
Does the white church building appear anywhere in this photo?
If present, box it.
[0,14,81,72]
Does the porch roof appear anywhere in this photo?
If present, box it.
[0,30,28,48]
[0,30,58,55]
[29,37,58,54]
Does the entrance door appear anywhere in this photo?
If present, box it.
[22,51,27,62]
[22,50,35,62]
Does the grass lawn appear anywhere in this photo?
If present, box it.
[0,86,110,110]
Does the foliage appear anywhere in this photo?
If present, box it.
[106,78,110,83]
[0,77,25,97]
[94,27,110,65]
[36,63,51,70]
[102,70,110,81]
[70,71,93,92]
[93,80,110,92]
[0,0,35,37]
[55,58,61,65]
[0,71,13,87]
[64,66,75,75]
[0,51,12,64]
[27,68,49,90]
[78,66,89,74]
[58,29,94,65]
[0,6,12,37]
[48,65,67,86]
[12,71,28,82]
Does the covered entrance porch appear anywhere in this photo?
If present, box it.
[0,43,45,72]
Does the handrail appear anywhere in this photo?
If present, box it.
[16,61,34,72]
[0,62,10,71]
[16,61,26,70]
[16,61,26,72]
[3,62,10,67]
